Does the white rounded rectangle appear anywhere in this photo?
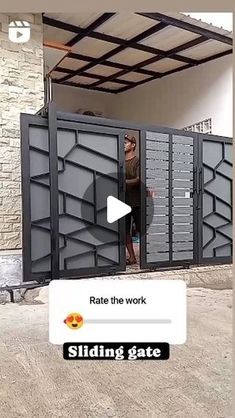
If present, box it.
[49,279,187,345]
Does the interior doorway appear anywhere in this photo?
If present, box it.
[124,130,141,270]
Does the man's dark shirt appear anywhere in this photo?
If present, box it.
[125,156,140,207]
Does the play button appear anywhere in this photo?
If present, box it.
[16,31,23,38]
[80,169,153,244]
[107,196,131,224]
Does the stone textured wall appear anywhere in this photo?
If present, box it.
[0,13,44,249]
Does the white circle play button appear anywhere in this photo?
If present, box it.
[107,196,132,224]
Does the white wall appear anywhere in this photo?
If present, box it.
[53,54,233,137]
[52,83,112,115]
[108,54,233,137]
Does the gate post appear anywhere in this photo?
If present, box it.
[48,102,59,279]
[196,134,203,264]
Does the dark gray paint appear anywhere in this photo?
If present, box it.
[202,139,232,259]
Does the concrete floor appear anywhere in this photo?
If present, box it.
[0,286,232,418]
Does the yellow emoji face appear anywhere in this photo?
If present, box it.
[64,312,83,330]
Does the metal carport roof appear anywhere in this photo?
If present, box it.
[43,12,233,94]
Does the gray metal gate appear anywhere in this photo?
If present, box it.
[199,134,233,263]
[140,130,196,268]
[21,105,126,282]
[21,106,232,282]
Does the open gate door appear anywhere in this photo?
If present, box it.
[21,107,126,282]
[140,129,198,269]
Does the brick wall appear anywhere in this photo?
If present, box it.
[0,13,44,249]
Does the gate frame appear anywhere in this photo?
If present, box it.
[140,129,199,270]
[197,132,233,265]
[55,110,201,269]
[21,103,233,282]
[56,110,233,268]
[21,105,127,282]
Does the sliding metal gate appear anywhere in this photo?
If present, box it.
[140,130,232,269]
[21,106,126,282]
[21,106,232,282]
[140,130,196,269]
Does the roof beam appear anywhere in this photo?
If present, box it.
[68,52,159,76]
[137,13,233,45]
[43,14,233,94]
[58,21,199,83]
[116,63,193,93]
[58,21,168,83]
[89,36,207,88]
[43,16,198,82]
[197,48,232,64]
[65,35,206,89]
[115,48,232,94]
[66,13,115,47]
[167,35,207,55]
[52,79,116,94]
[55,67,136,85]
[116,73,163,93]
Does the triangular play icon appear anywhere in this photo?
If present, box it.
[107,196,132,224]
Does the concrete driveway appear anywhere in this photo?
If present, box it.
[0,287,232,418]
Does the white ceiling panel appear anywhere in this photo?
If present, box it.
[69,75,96,85]
[140,26,199,51]
[71,37,116,57]
[143,58,185,73]
[43,25,75,44]
[50,71,65,80]
[180,39,231,60]
[110,48,155,66]
[95,13,159,40]
[117,72,151,82]
[59,57,88,71]
[98,81,124,90]
[43,46,69,74]
[44,13,104,28]
[88,65,120,77]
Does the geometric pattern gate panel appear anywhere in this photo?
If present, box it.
[144,130,195,268]
[56,125,125,276]
[29,124,52,277]
[202,138,233,260]
[22,116,125,282]
[22,114,233,281]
